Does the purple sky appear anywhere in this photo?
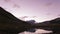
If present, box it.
[0,0,60,22]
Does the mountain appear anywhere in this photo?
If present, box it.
[0,7,35,34]
[35,18,60,34]
[0,7,60,34]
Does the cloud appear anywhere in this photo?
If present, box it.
[45,2,53,7]
[47,3,52,6]
[57,14,60,17]
[4,0,11,2]
[13,4,20,8]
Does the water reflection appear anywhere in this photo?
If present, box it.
[19,29,52,34]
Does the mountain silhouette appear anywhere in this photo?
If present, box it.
[0,7,60,34]
[0,7,35,34]
[36,18,60,34]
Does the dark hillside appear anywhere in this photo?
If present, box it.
[0,7,34,34]
[35,18,60,34]
[0,7,60,34]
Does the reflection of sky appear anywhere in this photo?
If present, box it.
[0,0,60,22]
[19,29,52,34]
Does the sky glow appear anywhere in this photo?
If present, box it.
[0,0,60,22]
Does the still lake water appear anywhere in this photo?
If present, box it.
[19,29,52,34]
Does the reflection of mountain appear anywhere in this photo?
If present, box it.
[36,18,60,34]
[0,7,36,34]
[19,18,60,34]
[0,7,60,34]
[0,7,50,34]
[19,16,60,34]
